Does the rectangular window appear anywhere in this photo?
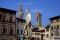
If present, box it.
[38,33,39,35]
[3,28,7,35]
[5,14,10,22]
[46,34,49,37]
[35,33,37,35]
[57,25,59,29]
[3,28,5,34]
[3,16,5,22]
[12,16,15,22]
[0,14,2,21]
[51,26,53,30]
[46,28,49,31]
[51,33,53,36]
[10,29,13,35]
[9,16,12,22]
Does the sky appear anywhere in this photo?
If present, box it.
[0,0,60,26]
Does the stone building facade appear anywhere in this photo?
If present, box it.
[0,8,17,40]
[50,15,60,40]
[45,25,50,40]
[31,27,45,40]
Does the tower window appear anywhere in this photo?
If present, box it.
[37,16,38,21]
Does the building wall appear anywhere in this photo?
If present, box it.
[31,32,41,40]
[45,28,50,40]
[0,11,17,40]
[50,18,60,40]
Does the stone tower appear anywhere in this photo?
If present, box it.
[25,9,31,40]
[18,0,23,19]
[26,9,31,25]
[36,11,42,27]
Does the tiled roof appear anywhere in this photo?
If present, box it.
[49,15,60,21]
[40,29,45,32]
[0,7,16,14]
[32,28,45,32]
